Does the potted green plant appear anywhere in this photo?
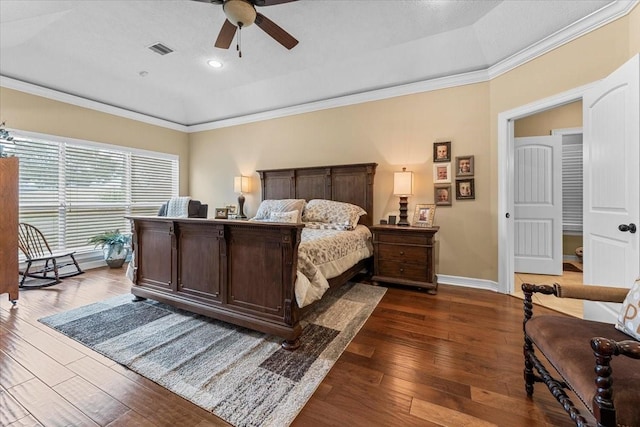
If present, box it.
[88,229,131,268]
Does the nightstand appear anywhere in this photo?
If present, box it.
[370,224,439,294]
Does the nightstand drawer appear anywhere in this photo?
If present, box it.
[376,231,430,246]
[378,260,427,282]
[377,244,427,263]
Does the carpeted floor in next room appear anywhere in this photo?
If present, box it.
[1,266,577,426]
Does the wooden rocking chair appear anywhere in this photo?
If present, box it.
[18,223,84,288]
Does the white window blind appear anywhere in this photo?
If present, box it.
[6,131,178,256]
[562,135,583,234]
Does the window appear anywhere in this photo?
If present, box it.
[6,131,178,256]
[561,134,583,234]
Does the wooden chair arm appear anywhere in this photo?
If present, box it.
[592,337,640,359]
[553,284,629,303]
[521,282,628,303]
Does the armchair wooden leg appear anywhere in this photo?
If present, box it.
[523,337,535,397]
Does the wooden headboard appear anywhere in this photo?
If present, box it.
[257,163,377,226]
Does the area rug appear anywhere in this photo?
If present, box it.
[563,262,583,272]
[39,282,386,427]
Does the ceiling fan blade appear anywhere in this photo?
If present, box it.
[255,13,298,50]
[215,19,237,49]
[253,0,298,6]
[191,0,224,4]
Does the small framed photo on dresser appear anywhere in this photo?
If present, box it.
[413,204,436,227]
[215,207,229,219]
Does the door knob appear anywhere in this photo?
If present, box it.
[618,223,637,233]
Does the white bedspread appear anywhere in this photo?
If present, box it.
[295,224,373,308]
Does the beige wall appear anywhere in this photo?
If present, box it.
[1,6,637,283]
[0,88,190,194]
[191,82,491,279]
[514,101,582,137]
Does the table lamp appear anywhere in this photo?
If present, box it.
[393,167,413,226]
[234,176,250,219]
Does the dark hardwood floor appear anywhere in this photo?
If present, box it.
[1,267,580,426]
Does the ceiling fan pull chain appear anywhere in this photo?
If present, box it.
[237,22,243,58]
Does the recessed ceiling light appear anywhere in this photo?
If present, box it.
[208,60,223,69]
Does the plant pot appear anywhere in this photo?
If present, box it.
[103,244,130,268]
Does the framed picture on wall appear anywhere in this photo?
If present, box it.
[433,141,451,162]
[434,184,452,206]
[433,163,451,183]
[455,155,474,177]
[456,178,475,200]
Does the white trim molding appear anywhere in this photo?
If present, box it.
[436,274,499,293]
[0,76,188,132]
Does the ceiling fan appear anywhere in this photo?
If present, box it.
[193,0,298,55]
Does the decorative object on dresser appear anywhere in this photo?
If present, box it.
[127,163,377,351]
[214,207,229,219]
[371,224,439,294]
[433,141,451,162]
[234,175,250,219]
[434,184,452,206]
[393,167,414,226]
[0,156,19,304]
[413,204,436,228]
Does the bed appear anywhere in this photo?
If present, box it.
[127,163,377,350]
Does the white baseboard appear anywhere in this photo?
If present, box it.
[436,274,500,292]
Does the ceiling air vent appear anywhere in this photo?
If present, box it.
[147,42,174,56]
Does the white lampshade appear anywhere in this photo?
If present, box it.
[234,176,250,193]
[393,168,413,196]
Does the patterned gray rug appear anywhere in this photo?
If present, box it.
[39,282,386,427]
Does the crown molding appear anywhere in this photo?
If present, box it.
[0,76,188,132]
[487,0,638,79]
[187,69,489,132]
[2,0,636,133]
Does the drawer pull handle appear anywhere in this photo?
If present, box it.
[399,251,404,255]
[400,268,404,273]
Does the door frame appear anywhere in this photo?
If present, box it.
[498,82,595,294]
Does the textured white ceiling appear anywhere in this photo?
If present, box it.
[0,0,624,127]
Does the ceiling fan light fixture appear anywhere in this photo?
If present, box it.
[208,59,223,68]
[223,0,257,27]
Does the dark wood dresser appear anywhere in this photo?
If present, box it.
[371,224,439,294]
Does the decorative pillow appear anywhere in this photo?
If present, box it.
[253,199,305,222]
[616,279,640,340]
[302,199,366,229]
[303,221,352,231]
[269,210,299,223]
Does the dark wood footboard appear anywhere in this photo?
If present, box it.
[127,216,307,348]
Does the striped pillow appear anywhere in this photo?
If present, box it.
[253,199,305,223]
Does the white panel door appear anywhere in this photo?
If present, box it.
[583,54,639,322]
[514,136,563,275]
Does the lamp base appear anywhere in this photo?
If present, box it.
[398,196,409,226]
[237,194,247,219]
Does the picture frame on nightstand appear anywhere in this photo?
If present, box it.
[413,204,436,227]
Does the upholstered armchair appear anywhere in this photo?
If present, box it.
[522,282,640,427]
